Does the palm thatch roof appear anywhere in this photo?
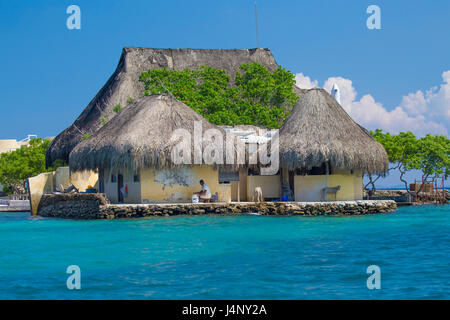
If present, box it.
[69,94,239,172]
[279,88,388,175]
[47,47,286,166]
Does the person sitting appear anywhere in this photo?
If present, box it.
[194,180,211,203]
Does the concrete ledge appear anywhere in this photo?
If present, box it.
[37,193,397,219]
[0,200,31,212]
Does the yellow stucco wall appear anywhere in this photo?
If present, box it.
[294,175,328,202]
[246,175,281,200]
[71,170,98,192]
[238,167,248,201]
[332,168,350,175]
[102,165,231,204]
[54,167,71,191]
[141,165,226,203]
[328,174,355,201]
[331,168,363,200]
[294,171,363,202]
[28,172,55,216]
[28,167,99,215]
[231,181,240,201]
[353,170,363,200]
[217,184,232,203]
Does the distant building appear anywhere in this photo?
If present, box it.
[0,140,27,154]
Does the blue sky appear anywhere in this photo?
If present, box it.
[0,0,449,187]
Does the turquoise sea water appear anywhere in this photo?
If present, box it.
[0,205,448,300]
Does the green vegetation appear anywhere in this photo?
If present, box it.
[0,138,64,194]
[112,103,123,113]
[100,116,108,126]
[82,133,91,140]
[139,63,299,128]
[126,97,135,104]
[368,129,450,193]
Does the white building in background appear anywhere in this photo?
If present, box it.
[220,125,272,145]
[0,135,37,154]
[331,83,341,105]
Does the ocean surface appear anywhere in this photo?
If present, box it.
[0,205,448,300]
[377,187,450,191]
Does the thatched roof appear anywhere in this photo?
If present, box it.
[69,94,239,172]
[47,47,287,166]
[279,88,388,174]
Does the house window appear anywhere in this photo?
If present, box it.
[219,169,239,184]
[308,164,327,175]
[99,169,105,193]
[111,174,117,183]
[248,167,261,176]
[296,162,332,175]
[133,174,140,183]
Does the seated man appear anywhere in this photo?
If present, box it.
[195,180,211,203]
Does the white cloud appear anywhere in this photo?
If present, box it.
[294,73,318,89]
[400,90,427,115]
[296,72,450,136]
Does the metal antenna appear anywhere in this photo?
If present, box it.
[254,1,260,48]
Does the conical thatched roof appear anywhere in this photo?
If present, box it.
[48,47,301,166]
[279,88,388,174]
[69,94,238,172]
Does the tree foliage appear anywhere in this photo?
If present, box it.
[416,134,450,179]
[139,63,299,129]
[368,129,450,193]
[0,138,63,194]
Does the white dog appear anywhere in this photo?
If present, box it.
[253,186,263,202]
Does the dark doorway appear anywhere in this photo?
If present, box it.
[118,174,124,203]
[289,170,295,198]
[99,169,105,193]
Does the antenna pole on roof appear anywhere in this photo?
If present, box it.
[254,1,260,48]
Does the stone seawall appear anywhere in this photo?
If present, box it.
[366,190,449,204]
[37,193,109,219]
[37,194,397,219]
